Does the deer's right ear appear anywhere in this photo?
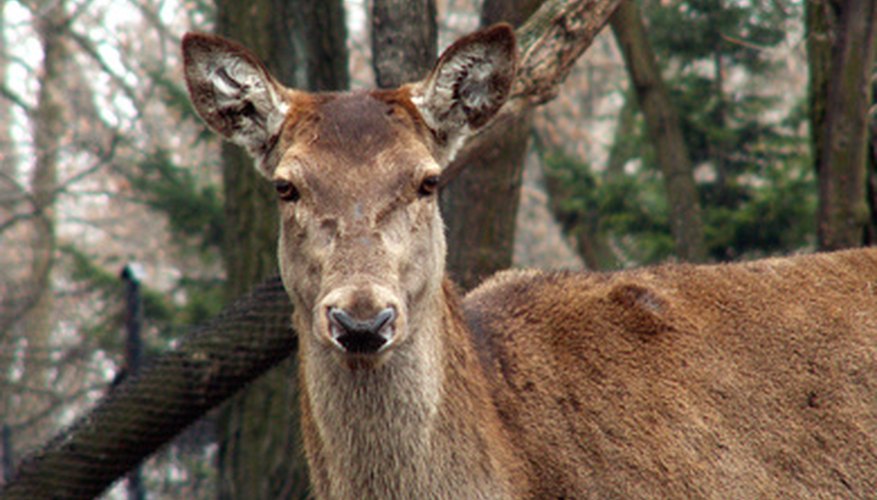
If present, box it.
[182,33,289,161]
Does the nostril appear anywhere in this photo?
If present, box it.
[327,307,397,353]
[329,307,395,335]
[371,308,395,333]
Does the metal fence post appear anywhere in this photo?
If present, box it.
[120,263,146,500]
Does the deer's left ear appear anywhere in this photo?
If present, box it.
[410,23,516,160]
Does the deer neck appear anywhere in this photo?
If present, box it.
[298,278,515,499]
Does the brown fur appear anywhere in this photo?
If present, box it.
[183,25,877,499]
[465,249,877,497]
[297,280,527,498]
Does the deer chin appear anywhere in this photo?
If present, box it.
[338,351,396,371]
[325,333,402,371]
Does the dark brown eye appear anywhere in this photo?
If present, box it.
[418,175,440,197]
[274,180,300,202]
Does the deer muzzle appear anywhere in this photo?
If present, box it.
[316,283,403,356]
[327,306,396,354]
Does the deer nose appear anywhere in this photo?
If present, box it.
[327,307,396,354]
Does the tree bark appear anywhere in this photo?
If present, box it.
[214,1,348,498]
[2,1,623,494]
[868,103,877,244]
[482,0,546,26]
[810,0,877,250]
[371,0,437,88]
[610,0,707,262]
[807,0,837,201]
[441,111,532,289]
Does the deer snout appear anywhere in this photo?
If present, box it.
[328,307,396,354]
[317,284,403,355]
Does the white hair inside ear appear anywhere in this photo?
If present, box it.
[182,33,290,165]
[410,23,517,163]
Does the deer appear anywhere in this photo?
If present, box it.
[182,24,877,499]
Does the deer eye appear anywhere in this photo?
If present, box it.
[418,175,440,197]
[274,180,300,202]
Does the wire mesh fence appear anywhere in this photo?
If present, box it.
[1,277,295,499]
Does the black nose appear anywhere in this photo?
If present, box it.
[328,307,396,353]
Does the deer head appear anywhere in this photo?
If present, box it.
[183,25,516,367]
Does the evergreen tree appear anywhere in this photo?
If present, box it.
[548,0,815,265]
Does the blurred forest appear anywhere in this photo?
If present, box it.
[0,0,875,497]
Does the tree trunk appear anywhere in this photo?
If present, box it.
[214,1,348,498]
[610,0,707,262]
[0,0,19,438]
[868,99,877,243]
[0,0,16,214]
[439,0,544,291]
[482,0,546,26]
[442,111,532,289]
[14,0,66,449]
[810,0,877,250]
[807,0,837,219]
[371,0,437,88]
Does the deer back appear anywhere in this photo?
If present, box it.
[464,247,877,498]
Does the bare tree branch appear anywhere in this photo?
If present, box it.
[512,0,623,105]
[66,30,141,111]
[0,85,33,114]
[0,211,36,235]
[125,0,181,48]
[52,133,122,198]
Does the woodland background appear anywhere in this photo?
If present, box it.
[0,0,875,497]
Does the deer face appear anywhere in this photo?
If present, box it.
[183,25,515,365]
[271,90,448,359]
